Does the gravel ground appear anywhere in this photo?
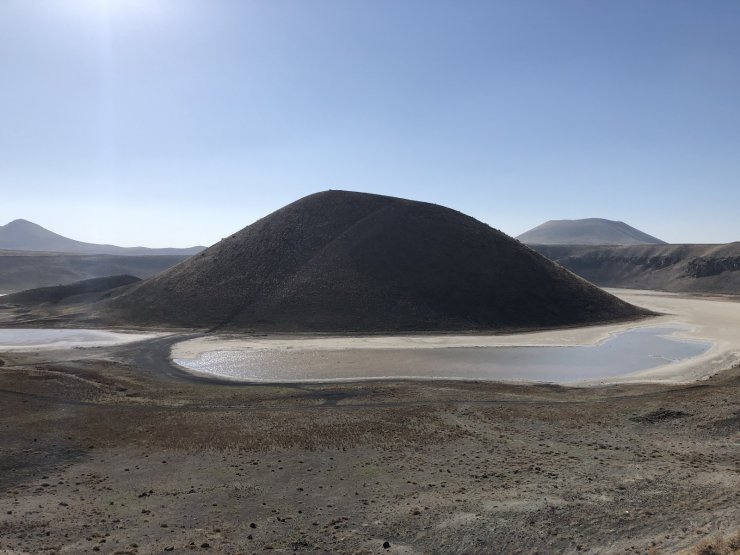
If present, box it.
[0,340,737,554]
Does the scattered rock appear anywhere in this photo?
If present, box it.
[630,409,691,423]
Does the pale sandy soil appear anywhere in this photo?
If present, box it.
[599,290,740,383]
[0,329,166,351]
[171,290,740,385]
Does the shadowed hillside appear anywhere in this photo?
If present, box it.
[2,275,140,305]
[0,250,191,293]
[532,243,740,294]
[518,218,666,246]
[97,191,647,332]
[0,219,205,256]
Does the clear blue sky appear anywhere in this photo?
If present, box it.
[2,0,739,247]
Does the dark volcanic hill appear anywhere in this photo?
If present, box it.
[0,219,205,256]
[97,191,647,332]
[532,243,740,294]
[517,218,666,246]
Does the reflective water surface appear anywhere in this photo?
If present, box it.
[174,325,711,383]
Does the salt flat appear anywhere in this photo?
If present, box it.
[0,328,164,350]
[171,289,740,384]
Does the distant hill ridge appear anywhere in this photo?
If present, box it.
[531,243,740,294]
[0,219,205,256]
[517,218,666,246]
[93,190,647,332]
[0,251,192,294]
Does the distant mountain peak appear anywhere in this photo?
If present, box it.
[0,218,206,256]
[5,218,43,227]
[517,218,666,246]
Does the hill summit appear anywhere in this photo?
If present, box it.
[99,191,647,332]
[517,218,666,246]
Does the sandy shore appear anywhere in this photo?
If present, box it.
[171,289,740,385]
[0,329,167,351]
[597,289,740,383]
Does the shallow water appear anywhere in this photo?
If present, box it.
[0,328,157,350]
[174,325,711,383]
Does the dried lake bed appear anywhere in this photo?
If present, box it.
[172,324,711,384]
[1,289,738,384]
[0,328,162,350]
[171,289,740,385]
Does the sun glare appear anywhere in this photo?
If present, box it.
[64,0,163,21]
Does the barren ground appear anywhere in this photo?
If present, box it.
[0,331,738,554]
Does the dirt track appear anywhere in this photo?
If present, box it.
[0,336,738,554]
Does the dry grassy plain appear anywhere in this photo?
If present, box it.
[0,334,737,554]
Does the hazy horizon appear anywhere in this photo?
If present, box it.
[1,200,737,250]
[2,1,739,247]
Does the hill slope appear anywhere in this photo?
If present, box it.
[3,275,141,305]
[0,219,205,256]
[517,218,666,246]
[98,191,647,332]
[532,243,740,294]
[0,250,191,294]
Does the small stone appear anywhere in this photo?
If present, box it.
[383,541,391,549]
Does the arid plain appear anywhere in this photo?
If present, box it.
[0,289,738,555]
